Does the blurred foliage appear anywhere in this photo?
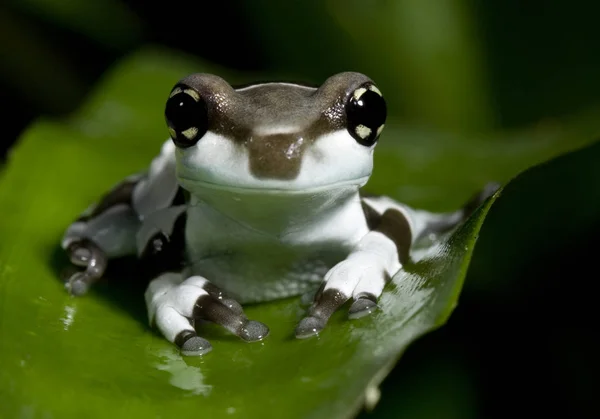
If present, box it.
[3,0,600,147]
[0,0,599,418]
[240,0,493,131]
[9,0,143,50]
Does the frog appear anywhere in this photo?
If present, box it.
[61,71,498,356]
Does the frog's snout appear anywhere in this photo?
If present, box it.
[247,134,307,180]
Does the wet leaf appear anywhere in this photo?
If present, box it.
[0,48,598,419]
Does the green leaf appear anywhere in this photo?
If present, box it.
[468,135,600,296]
[362,138,600,419]
[0,47,598,419]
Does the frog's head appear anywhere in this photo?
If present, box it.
[165,72,387,198]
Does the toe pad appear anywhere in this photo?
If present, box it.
[239,320,269,342]
[180,336,212,356]
[348,298,378,319]
[65,272,90,296]
[295,316,326,339]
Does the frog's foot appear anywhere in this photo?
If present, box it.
[295,253,388,339]
[146,273,269,356]
[63,239,108,296]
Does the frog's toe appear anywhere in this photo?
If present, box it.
[348,294,379,319]
[63,239,107,296]
[193,295,269,342]
[177,332,213,356]
[295,316,326,339]
[65,272,91,296]
[222,298,245,316]
[68,245,92,266]
[239,320,269,342]
[295,288,349,338]
[154,305,207,355]
[200,281,246,317]
[147,274,270,353]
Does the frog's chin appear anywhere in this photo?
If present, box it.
[178,176,370,196]
[182,176,367,235]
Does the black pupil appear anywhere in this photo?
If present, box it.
[165,92,201,132]
[349,89,387,129]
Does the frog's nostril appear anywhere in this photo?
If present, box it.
[247,134,307,180]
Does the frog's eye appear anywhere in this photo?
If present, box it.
[345,83,387,146]
[165,85,209,148]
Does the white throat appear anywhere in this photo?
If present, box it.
[187,185,365,239]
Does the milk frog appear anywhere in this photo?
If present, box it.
[61,72,497,356]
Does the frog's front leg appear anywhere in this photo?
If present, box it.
[146,273,269,356]
[295,183,499,338]
[62,176,143,295]
[295,224,402,338]
[61,140,180,295]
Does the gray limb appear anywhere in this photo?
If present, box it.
[64,239,108,296]
[60,140,181,295]
[146,274,269,356]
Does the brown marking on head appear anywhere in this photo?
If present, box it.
[246,133,308,179]
[173,72,375,180]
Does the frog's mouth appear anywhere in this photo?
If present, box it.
[178,176,370,196]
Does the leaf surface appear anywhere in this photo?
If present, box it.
[0,48,597,419]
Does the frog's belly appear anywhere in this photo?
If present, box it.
[185,249,346,303]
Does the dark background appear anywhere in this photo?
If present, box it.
[3,0,600,156]
[1,1,599,417]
